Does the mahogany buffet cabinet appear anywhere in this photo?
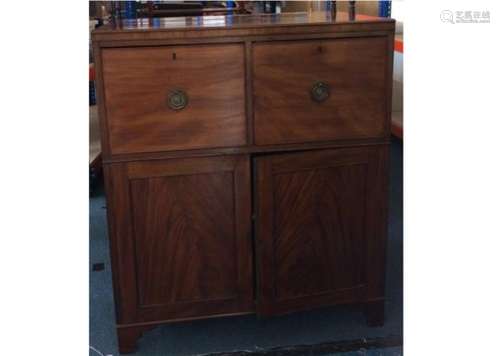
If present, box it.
[92,11,395,354]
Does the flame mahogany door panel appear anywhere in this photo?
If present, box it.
[104,155,254,324]
[254,146,389,316]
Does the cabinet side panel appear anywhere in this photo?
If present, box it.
[92,43,111,157]
[364,145,390,299]
[104,163,139,323]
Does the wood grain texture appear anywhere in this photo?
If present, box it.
[91,12,395,43]
[245,41,254,145]
[253,37,388,145]
[102,44,246,154]
[363,144,390,301]
[92,43,111,156]
[98,12,394,32]
[255,146,388,316]
[103,137,391,164]
[92,15,395,352]
[272,162,367,298]
[103,163,138,323]
[105,155,253,323]
[384,33,395,137]
[131,172,237,306]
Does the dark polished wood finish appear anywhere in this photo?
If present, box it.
[255,146,388,316]
[92,12,394,353]
[93,12,394,43]
[105,156,253,325]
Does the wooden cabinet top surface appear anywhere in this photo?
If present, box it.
[92,12,394,42]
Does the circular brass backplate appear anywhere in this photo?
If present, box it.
[168,89,188,110]
[310,82,330,103]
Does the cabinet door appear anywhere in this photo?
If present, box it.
[254,146,389,316]
[105,155,253,324]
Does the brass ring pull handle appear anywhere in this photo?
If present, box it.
[167,89,188,111]
[310,82,330,103]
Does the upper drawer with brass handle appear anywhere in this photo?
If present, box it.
[101,44,246,155]
[253,37,390,146]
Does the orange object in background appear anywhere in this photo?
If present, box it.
[394,39,403,53]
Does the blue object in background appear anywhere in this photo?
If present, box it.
[325,1,332,12]
[226,1,235,16]
[89,81,96,106]
[379,0,392,18]
[124,1,137,19]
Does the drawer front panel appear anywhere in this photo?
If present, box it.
[253,37,389,145]
[102,44,246,154]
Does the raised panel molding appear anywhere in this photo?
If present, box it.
[105,155,254,324]
[255,146,388,316]
[272,163,368,300]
